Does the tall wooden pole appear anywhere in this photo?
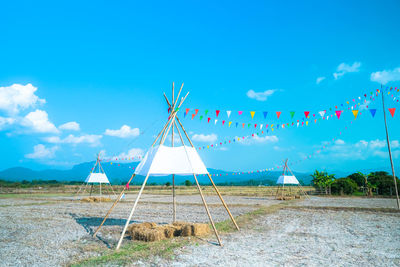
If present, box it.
[175,116,239,231]
[174,120,222,246]
[381,86,400,209]
[93,174,136,237]
[116,172,151,250]
[172,82,177,222]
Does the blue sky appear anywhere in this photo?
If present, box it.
[0,0,400,174]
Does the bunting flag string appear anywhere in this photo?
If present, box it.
[184,87,399,126]
[183,88,399,132]
[196,120,355,177]
[100,120,353,177]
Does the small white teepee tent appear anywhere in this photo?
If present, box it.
[76,153,116,198]
[275,159,309,199]
[92,82,239,249]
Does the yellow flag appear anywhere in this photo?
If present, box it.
[352,110,359,119]
[306,121,309,126]
[250,111,255,119]
[228,121,232,127]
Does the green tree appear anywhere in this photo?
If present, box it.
[184,180,192,186]
[165,182,171,187]
[368,171,400,195]
[347,172,365,187]
[311,170,335,194]
[331,178,358,195]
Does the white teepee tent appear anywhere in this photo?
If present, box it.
[93,82,239,249]
[75,153,116,198]
[275,159,309,199]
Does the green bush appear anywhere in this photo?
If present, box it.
[347,173,365,187]
[331,178,358,195]
[368,171,400,195]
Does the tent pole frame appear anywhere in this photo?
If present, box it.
[174,120,222,245]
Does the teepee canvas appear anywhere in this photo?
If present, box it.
[93,82,239,249]
[75,153,116,199]
[275,159,309,199]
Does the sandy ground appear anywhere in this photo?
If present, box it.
[168,209,400,267]
[0,195,399,266]
[0,193,259,267]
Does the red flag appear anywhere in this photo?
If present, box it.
[216,110,220,117]
[304,111,310,118]
[207,117,211,123]
[126,183,130,189]
[191,114,195,119]
[276,111,281,119]
[194,109,199,115]
[185,108,190,115]
[222,120,225,125]
[335,110,342,119]
[389,108,396,117]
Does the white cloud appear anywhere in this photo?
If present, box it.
[21,109,59,134]
[0,116,15,130]
[335,139,345,145]
[25,144,58,159]
[59,121,80,131]
[317,139,399,160]
[116,148,144,160]
[370,67,400,85]
[0,83,45,114]
[45,134,102,146]
[333,62,361,79]
[192,133,218,143]
[240,135,278,145]
[104,125,140,138]
[316,77,326,84]
[246,89,275,101]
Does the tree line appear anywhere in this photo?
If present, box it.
[311,170,400,196]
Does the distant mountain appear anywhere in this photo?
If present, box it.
[2,161,392,186]
[0,161,314,185]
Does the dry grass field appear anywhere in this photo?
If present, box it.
[0,186,399,266]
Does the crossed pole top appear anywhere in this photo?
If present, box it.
[157,82,191,146]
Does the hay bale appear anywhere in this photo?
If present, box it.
[192,223,211,236]
[80,196,111,202]
[127,221,210,242]
[295,195,301,199]
[181,224,193,236]
[164,225,181,238]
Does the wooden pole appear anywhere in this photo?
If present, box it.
[174,123,222,246]
[172,83,177,223]
[93,173,136,237]
[381,87,400,209]
[206,173,240,231]
[116,172,151,250]
[175,116,239,230]
[193,173,222,246]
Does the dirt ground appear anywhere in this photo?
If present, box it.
[0,194,399,266]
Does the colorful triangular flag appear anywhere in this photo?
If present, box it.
[389,108,396,117]
[352,110,359,119]
[369,109,377,118]
[250,111,255,119]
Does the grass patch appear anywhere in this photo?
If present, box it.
[72,238,191,266]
